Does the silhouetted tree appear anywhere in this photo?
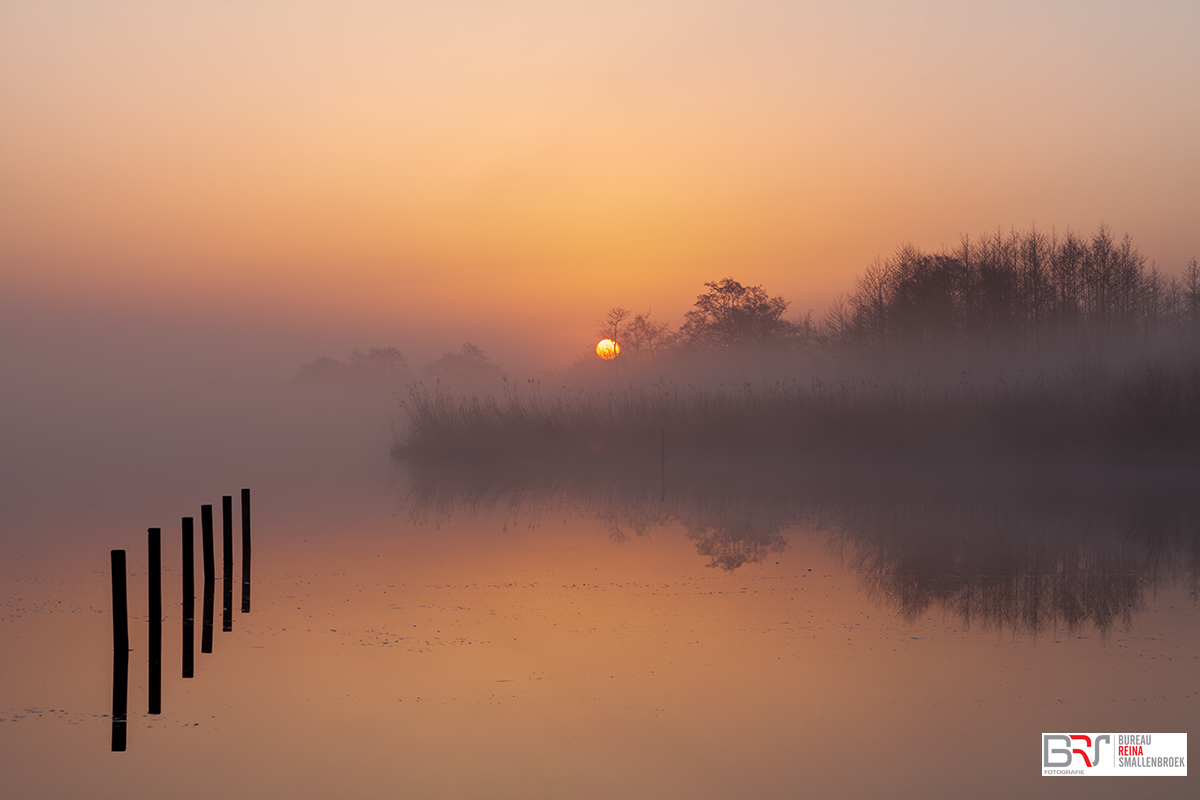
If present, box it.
[889,249,967,354]
[622,311,674,359]
[678,277,802,350]
[1184,259,1200,337]
[825,225,1196,362]
[595,307,630,343]
[848,258,892,352]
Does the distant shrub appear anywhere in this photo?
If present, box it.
[420,343,505,392]
[294,346,412,388]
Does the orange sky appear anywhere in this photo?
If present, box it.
[3,1,1198,368]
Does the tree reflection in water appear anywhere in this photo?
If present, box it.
[398,455,1200,636]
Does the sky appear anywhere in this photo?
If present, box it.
[3,0,1199,373]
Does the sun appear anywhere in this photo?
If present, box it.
[596,339,620,360]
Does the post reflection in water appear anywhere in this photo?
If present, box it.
[182,516,195,678]
[201,504,215,654]
[399,457,1200,636]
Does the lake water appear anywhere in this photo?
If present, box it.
[1,421,1196,798]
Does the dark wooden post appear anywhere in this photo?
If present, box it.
[240,488,251,613]
[222,496,233,632]
[111,549,129,654]
[201,505,215,654]
[182,517,194,678]
[110,549,129,752]
[147,529,161,715]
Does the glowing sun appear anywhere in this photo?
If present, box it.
[596,339,620,360]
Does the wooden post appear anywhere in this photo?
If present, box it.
[182,517,194,678]
[240,488,251,613]
[110,550,128,752]
[111,550,129,653]
[147,529,161,715]
[222,496,233,632]
[201,505,214,654]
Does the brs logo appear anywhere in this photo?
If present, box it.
[1044,734,1110,768]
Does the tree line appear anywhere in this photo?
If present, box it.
[824,225,1200,362]
[601,225,1200,366]
[295,343,504,390]
[300,224,1198,388]
[596,277,815,359]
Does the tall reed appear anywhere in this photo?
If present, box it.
[393,361,1200,462]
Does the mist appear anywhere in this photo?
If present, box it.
[0,295,396,531]
[8,223,1197,535]
[383,228,1199,474]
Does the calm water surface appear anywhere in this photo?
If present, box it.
[1,453,1196,799]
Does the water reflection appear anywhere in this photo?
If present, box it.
[827,490,1197,635]
[400,456,1200,635]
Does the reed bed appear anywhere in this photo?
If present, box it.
[393,361,1200,462]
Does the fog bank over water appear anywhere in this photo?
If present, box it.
[6,223,1200,534]
[0,298,418,532]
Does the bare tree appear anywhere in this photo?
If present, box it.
[1182,259,1200,339]
[623,312,674,359]
[595,307,630,343]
